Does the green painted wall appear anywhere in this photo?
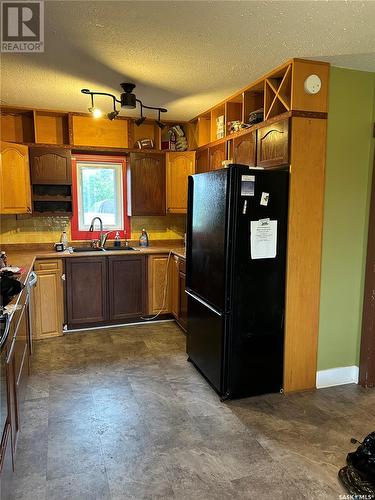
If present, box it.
[317,66,375,371]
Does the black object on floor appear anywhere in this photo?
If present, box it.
[338,432,375,498]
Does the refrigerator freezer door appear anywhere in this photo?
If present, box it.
[186,170,229,312]
[227,168,289,398]
[186,291,224,395]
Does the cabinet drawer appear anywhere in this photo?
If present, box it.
[178,258,186,274]
[34,259,62,271]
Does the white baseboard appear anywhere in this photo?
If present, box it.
[316,365,359,389]
[66,319,174,333]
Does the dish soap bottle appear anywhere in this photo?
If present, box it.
[139,228,149,247]
[114,231,121,248]
[60,230,68,250]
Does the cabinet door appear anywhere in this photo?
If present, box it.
[13,304,29,430]
[178,272,187,331]
[166,152,195,213]
[257,119,289,168]
[65,257,108,327]
[195,148,209,174]
[29,147,72,184]
[6,334,17,456]
[0,142,31,214]
[108,256,146,321]
[147,255,170,315]
[209,143,226,171]
[128,153,165,215]
[34,260,64,339]
[233,131,256,166]
[0,425,14,495]
[171,255,180,319]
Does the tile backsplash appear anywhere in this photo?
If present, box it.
[0,214,186,244]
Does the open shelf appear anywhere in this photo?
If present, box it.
[34,111,70,145]
[210,104,225,142]
[132,120,160,149]
[0,108,35,143]
[160,122,188,151]
[225,95,243,136]
[243,83,264,124]
[32,184,72,216]
[264,64,292,120]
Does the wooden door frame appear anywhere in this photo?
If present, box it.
[359,137,375,387]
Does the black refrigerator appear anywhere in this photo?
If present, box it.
[186,165,289,400]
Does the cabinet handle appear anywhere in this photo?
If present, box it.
[61,274,66,281]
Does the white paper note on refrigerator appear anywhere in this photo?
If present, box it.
[250,219,277,259]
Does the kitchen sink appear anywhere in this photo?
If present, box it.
[72,247,103,252]
[107,246,139,251]
[71,246,138,253]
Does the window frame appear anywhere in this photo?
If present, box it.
[71,154,131,241]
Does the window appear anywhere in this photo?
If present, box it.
[71,155,130,240]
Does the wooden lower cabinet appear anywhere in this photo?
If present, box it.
[13,306,29,432]
[65,257,108,328]
[33,259,64,339]
[170,254,187,331]
[170,255,180,319]
[0,425,14,497]
[108,255,146,320]
[178,271,187,331]
[147,255,171,315]
[65,256,147,328]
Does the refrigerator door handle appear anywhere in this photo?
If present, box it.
[185,290,223,317]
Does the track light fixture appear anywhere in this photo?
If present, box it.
[155,109,166,129]
[85,92,103,118]
[134,103,146,126]
[81,83,167,124]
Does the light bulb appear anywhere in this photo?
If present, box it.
[88,107,102,118]
[92,108,102,118]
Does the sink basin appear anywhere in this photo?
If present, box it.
[71,246,138,253]
[106,247,139,251]
[72,247,104,252]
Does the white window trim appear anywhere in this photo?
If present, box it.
[76,160,124,231]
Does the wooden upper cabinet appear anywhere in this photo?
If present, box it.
[0,141,31,214]
[209,143,226,170]
[166,151,195,213]
[257,119,289,168]
[195,148,209,174]
[233,131,256,167]
[128,153,166,216]
[29,147,72,185]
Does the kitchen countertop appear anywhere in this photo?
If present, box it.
[0,241,186,347]
[2,243,186,289]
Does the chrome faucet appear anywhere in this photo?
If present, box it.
[89,217,110,249]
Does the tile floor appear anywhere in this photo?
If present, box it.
[6,321,375,499]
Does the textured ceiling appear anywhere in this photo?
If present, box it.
[1,0,375,120]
